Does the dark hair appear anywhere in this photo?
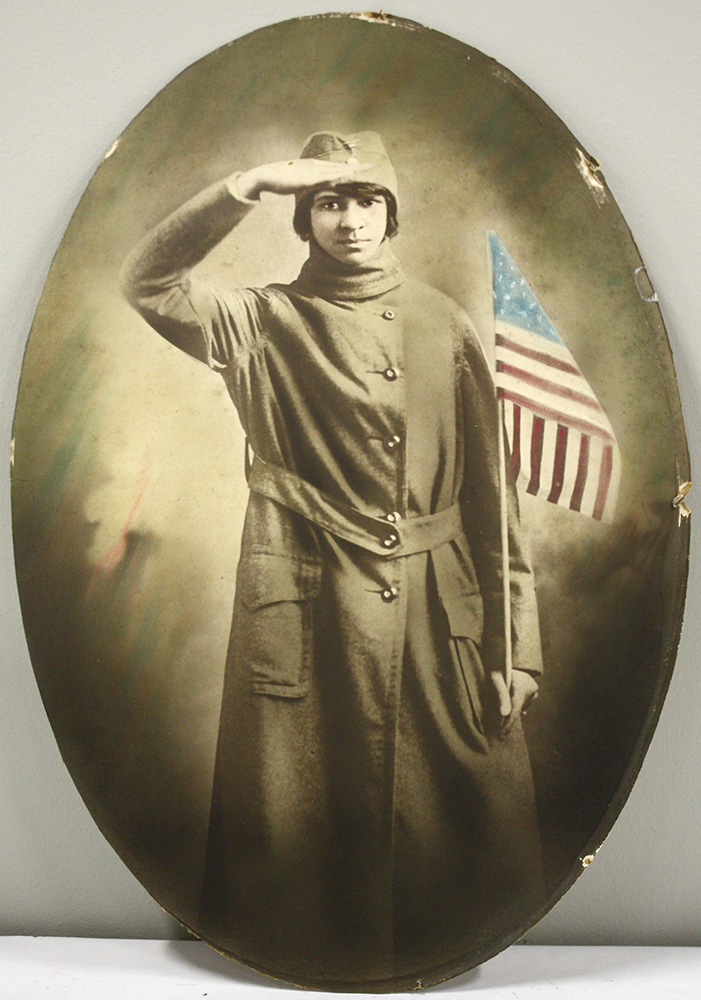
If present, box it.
[293,182,399,241]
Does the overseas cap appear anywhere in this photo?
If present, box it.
[297,130,398,204]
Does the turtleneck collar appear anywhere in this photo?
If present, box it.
[293,238,405,302]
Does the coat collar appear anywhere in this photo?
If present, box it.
[293,238,405,302]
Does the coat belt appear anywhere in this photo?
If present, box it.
[247,454,463,559]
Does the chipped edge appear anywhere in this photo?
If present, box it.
[354,10,391,22]
[673,480,691,525]
[634,265,659,303]
[103,138,120,161]
[343,10,422,28]
[575,148,607,207]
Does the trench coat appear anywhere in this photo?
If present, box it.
[121,180,545,989]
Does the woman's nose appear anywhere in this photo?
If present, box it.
[340,206,364,230]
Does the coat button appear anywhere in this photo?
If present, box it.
[384,433,401,452]
[382,532,399,549]
[383,366,399,381]
[382,309,396,320]
[381,587,399,602]
[384,511,402,523]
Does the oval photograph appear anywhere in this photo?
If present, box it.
[11,12,689,991]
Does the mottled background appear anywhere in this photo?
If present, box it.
[6,5,692,948]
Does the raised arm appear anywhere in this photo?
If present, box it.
[121,180,255,307]
[120,159,372,366]
[120,176,258,365]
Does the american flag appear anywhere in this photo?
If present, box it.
[488,231,620,522]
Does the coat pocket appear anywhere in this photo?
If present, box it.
[442,596,487,735]
[433,544,487,735]
[235,552,322,698]
[441,595,484,648]
[432,540,485,646]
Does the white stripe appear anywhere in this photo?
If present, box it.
[495,320,578,368]
[535,418,559,500]
[559,428,583,510]
[599,445,622,523]
[502,398,514,457]
[511,399,523,474]
[516,407,534,494]
[580,436,605,517]
[611,447,622,517]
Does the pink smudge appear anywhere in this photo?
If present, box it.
[86,458,152,599]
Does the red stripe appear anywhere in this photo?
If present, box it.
[592,444,614,521]
[570,435,590,512]
[510,404,521,481]
[496,360,601,411]
[498,389,616,442]
[496,333,580,376]
[547,425,569,503]
[527,417,545,495]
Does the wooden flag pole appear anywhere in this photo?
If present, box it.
[497,392,513,691]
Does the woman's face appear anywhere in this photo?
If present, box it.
[310,190,388,265]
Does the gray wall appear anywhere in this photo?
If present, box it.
[2,0,699,946]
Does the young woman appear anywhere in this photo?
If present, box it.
[121,131,544,988]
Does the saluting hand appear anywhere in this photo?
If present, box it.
[234,158,373,201]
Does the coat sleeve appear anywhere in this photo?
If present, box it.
[119,178,265,371]
[459,319,543,679]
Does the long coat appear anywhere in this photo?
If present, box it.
[122,181,544,989]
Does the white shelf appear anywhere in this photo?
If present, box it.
[0,939,699,998]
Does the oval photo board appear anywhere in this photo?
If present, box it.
[12,12,689,991]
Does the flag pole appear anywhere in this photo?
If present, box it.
[497,396,513,691]
[487,231,513,692]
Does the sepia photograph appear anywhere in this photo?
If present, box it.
[9,11,690,991]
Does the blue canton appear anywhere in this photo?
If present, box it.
[488,231,563,345]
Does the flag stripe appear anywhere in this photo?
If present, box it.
[560,428,583,509]
[497,374,614,434]
[497,388,617,442]
[496,333,580,376]
[527,416,545,495]
[519,408,534,489]
[496,343,603,399]
[592,443,614,521]
[570,435,590,512]
[510,403,521,481]
[580,436,605,516]
[495,320,578,366]
[547,425,569,503]
[496,361,603,411]
[540,419,559,500]
[605,448,622,524]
